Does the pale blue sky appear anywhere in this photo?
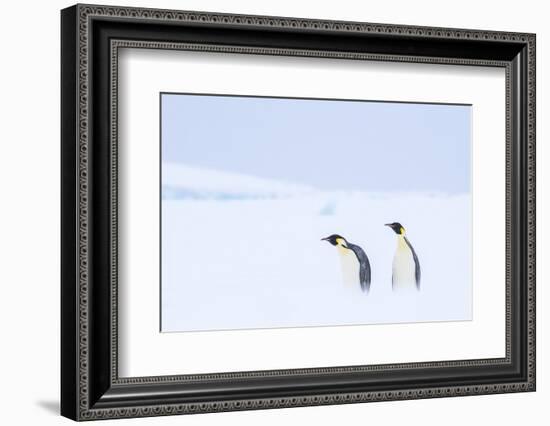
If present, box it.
[161,93,471,194]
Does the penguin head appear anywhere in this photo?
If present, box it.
[385,222,406,235]
[321,234,348,247]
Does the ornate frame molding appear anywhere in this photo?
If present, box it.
[61,4,536,421]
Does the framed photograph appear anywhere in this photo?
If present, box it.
[61,4,536,421]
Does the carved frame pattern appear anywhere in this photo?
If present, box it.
[61,3,536,421]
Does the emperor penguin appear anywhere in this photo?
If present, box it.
[322,234,371,292]
[385,222,421,290]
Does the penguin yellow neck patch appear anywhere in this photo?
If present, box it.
[397,234,409,249]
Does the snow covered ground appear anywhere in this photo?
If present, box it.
[161,164,472,332]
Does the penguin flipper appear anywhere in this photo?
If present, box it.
[347,243,371,293]
[360,261,371,292]
[413,253,421,289]
[404,237,421,290]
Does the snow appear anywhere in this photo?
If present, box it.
[161,167,472,333]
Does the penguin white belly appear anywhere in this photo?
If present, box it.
[337,246,359,287]
[392,239,416,290]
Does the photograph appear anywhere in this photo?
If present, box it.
[160,93,473,332]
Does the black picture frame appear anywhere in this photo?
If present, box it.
[61,3,536,421]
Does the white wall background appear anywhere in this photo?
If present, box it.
[0,0,545,424]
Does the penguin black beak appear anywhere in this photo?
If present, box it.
[321,237,329,241]
[384,223,391,227]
